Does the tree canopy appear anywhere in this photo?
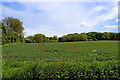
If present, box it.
[2,17,24,35]
[2,17,24,44]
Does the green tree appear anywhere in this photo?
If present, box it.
[27,36,35,43]
[2,17,24,35]
[103,32,110,40]
[52,35,58,40]
[58,37,62,42]
[109,33,118,40]
[79,34,87,41]
[2,17,25,43]
[96,33,103,40]
[34,34,45,43]
[62,35,67,42]
[67,35,73,42]
[87,32,97,41]
[24,38,31,43]
[43,37,49,43]
[49,37,52,40]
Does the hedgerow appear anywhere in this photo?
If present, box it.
[2,60,120,80]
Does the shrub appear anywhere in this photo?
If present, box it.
[24,39,31,43]
[2,61,120,80]
[88,39,93,41]
[50,40,58,43]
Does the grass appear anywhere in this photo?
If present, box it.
[2,41,120,79]
[2,41,118,61]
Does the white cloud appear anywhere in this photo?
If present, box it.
[90,3,118,26]
[2,2,118,37]
[80,22,92,27]
[102,6,118,21]
[90,6,104,12]
[115,19,120,22]
[24,26,63,37]
[104,25,118,29]
[2,5,31,18]
[0,4,2,19]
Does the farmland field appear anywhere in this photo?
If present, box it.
[2,41,120,79]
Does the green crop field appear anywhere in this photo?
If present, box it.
[2,41,120,79]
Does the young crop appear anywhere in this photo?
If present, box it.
[66,43,71,50]
[72,44,74,50]
[38,44,42,51]
[2,41,119,79]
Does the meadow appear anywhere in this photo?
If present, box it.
[2,41,120,79]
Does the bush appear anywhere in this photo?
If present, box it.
[24,39,31,43]
[2,61,120,80]
[88,39,93,41]
[50,40,58,43]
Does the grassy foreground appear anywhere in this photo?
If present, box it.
[2,41,120,79]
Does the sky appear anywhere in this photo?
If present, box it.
[1,0,119,37]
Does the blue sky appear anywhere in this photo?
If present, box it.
[1,1,119,37]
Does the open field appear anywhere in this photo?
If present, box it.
[2,41,120,79]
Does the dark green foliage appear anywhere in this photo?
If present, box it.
[26,34,49,43]
[2,17,24,35]
[33,34,45,43]
[87,32,119,41]
[87,32,98,41]
[1,17,24,44]
[52,35,58,41]
[59,34,87,42]
[2,61,119,80]
[33,34,49,43]
[43,37,49,43]
[58,32,120,42]
[50,40,58,43]
[24,38,32,43]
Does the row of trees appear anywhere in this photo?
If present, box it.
[86,32,120,41]
[1,17,120,44]
[25,35,58,43]
[58,32,120,42]
[24,34,49,43]
[26,32,120,43]
[58,33,87,42]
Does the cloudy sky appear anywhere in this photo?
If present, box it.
[1,0,119,37]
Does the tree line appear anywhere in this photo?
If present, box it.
[1,17,120,44]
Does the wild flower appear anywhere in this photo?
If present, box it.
[93,50,97,53]
[93,49,101,54]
